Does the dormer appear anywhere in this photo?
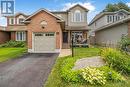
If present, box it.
[68,4,89,26]
[15,13,28,25]
[7,13,28,26]
[107,9,130,23]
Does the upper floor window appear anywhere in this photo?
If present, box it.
[9,18,15,25]
[18,18,25,24]
[107,15,112,23]
[74,10,82,22]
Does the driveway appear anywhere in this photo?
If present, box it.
[0,53,58,87]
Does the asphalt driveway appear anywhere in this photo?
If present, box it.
[0,53,58,87]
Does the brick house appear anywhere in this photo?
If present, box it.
[1,4,90,53]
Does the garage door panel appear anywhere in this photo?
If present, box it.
[34,33,55,52]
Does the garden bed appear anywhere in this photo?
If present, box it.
[45,48,130,87]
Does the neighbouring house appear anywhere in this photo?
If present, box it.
[1,4,90,53]
[89,9,130,47]
[0,26,10,44]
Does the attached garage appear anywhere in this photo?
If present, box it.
[33,32,56,52]
[26,9,62,53]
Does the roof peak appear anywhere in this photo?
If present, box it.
[68,4,89,11]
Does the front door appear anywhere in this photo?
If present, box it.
[63,32,68,43]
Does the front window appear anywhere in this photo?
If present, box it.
[9,18,15,25]
[72,31,87,44]
[16,32,26,41]
[19,18,24,24]
[74,10,82,22]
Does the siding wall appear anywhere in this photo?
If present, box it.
[128,21,130,37]
[95,23,128,47]
[90,15,107,30]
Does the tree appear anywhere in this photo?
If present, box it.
[103,2,130,12]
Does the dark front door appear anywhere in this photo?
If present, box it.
[63,32,68,43]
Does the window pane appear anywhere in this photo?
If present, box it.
[19,19,24,24]
[16,32,26,41]
[74,10,81,22]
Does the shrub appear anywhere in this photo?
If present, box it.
[99,66,125,82]
[100,48,130,74]
[81,67,106,85]
[0,40,26,47]
[118,35,130,52]
[60,58,83,83]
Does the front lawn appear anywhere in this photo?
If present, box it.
[0,47,27,62]
[44,47,130,87]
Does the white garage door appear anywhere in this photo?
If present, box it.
[34,33,56,52]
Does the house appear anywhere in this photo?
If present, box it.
[1,4,89,53]
[89,9,130,47]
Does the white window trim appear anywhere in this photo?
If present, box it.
[74,10,82,22]
[16,32,26,41]
[81,13,84,22]
[17,18,25,25]
[9,18,15,25]
[71,13,74,22]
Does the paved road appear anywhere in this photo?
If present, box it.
[0,53,58,87]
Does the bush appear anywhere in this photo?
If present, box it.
[99,66,125,82]
[118,35,130,52]
[0,40,26,47]
[60,58,83,83]
[100,48,130,74]
[81,67,106,85]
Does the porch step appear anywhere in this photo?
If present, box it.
[62,43,70,49]
[59,49,72,57]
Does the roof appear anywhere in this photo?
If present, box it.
[51,11,67,14]
[89,9,130,25]
[65,26,90,31]
[25,8,64,21]
[68,4,89,11]
[95,16,130,32]
[0,26,6,31]
[15,13,29,17]
[5,13,29,17]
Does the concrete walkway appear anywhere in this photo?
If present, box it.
[73,56,106,70]
[0,53,58,87]
[59,49,72,57]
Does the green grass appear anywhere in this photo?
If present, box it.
[44,47,130,87]
[0,47,27,62]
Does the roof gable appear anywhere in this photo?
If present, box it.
[68,4,89,11]
[25,8,63,21]
[15,13,28,17]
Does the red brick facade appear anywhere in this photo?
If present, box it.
[0,31,10,44]
[27,11,62,50]
[11,32,16,40]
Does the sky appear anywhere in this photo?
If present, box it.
[0,0,130,26]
